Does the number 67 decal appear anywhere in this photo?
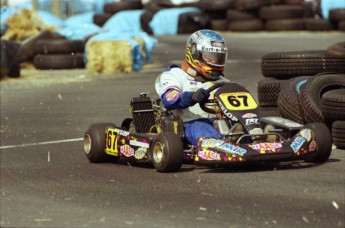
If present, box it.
[219,92,257,110]
[105,129,119,156]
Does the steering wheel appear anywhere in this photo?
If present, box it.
[200,82,228,114]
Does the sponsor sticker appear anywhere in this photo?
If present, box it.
[218,102,238,122]
[250,143,282,151]
[249,128,263,134]
[201,138,223,149]
[308,140,317,152]
[299,129,312,141]
[245,118,259,125]
[135,148,146,159]
[130,140,149,148]
[291,136,306,153]
[117,129,129,137]
[120,145,134,157]
[242,113,257,118]
[166,90,179,102]
[198,150,220,161]
[219,144,247,156]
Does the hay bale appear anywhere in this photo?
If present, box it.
[86,40,134,74]
[2,8,56,42]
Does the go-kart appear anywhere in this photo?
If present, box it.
[83,82,332,172]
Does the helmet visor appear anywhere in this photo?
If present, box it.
[200,51,227,68]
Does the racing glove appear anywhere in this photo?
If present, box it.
[162,88,210,110]
[192,88,210,105]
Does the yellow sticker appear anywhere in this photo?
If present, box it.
[219,92,257,110]
[105,129,119,156]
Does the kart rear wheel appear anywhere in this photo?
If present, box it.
[150,133,183,172]
[304,123,332,163]
[84,123,119,163]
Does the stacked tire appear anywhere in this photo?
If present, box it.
[92,0,343,32]
[258,41,345,149]
[33,39,85,70]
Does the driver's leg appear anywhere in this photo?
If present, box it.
[185,118,221,146]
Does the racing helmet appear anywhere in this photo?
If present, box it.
[185,29,228,80]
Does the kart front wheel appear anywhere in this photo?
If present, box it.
[150,133,183,172]
[84,123,119,163]
[304,122,332,163]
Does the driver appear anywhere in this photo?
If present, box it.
[155,29,230,146]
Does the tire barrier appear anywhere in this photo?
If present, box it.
[96,0,345,32]
[258,42,345,147]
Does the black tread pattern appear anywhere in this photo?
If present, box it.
[36,39,85,54]
[257,77,285,107]
[33,54,85,69]
[299,73,345,123]
[258,106,281,117]
[259,5,304,20]
[228,19,263,31]
[277,76,311,123]
[261,50,345,78]
[320,89,345,120]
[332,121,345,149]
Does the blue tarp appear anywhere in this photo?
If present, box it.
[149,7,201,35]
[103,10,144,33]
[57,23,102,40]
[0,6,17,35]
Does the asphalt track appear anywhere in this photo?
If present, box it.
[1,32,344,228]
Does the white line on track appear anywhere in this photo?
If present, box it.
[0,138,83,149]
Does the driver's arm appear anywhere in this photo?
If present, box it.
[161,88,210,110]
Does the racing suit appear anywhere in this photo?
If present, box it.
[155,64,230,146]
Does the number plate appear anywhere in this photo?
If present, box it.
[219,92,257,111]
[105,129,119,156]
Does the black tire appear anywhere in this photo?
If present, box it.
[339,20,345,31]
[226,9,257,21]
[121,118,133,130]
[227,19,263,31]
[327,41,345,53]
[234,0,268,11]
[93,13,112,27]
[150,133,183,172]
[283,0,303,5]
[16,30,63,63]
[0,39,21,79]
[299,73,345,124]
[304,122,332,163]
[104,0,143,14]
[329,9,345,23]
[277,76,312,124]
[332,121,345,149]
[261,50,345,78]
[210,19,228,31]
[33,53,85,69]
[200,0,234,11]
[84,123,119,163]
[304,18,333,31]
[178,12,211,34]
[265,19,304,31]
[257,77,285,107]
[7,65,21,78]
[259,106,281,117]
[320,89,345,121]
[36,39,85,54]
[259,5,304,20]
